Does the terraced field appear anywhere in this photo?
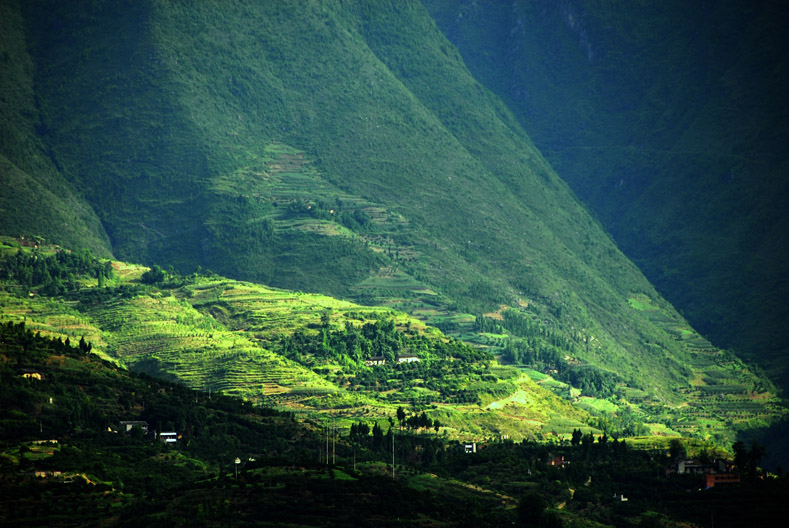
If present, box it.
[1,243,784,446]
[0,247,564,437]
[628,294,784,440]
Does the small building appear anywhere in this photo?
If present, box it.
[548,455,568,467]
[365,356,386,367]
[704,473,740,488]
[673,458,728,475]
[120,420,149,435]
[396,354,420,364]
[464,443,477,454]
[159,432,178,443]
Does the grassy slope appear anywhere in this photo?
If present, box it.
[0,239,592,442]
[422,0,789,386]
[2,0,782,445]
[1,241,784,447]
[0,0,111,257]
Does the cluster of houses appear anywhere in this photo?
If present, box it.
[119,421,179,443]
[364,354,420,367]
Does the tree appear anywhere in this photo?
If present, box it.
[748,440,767,480]
[372,423,383,450]
[669,438,686,460]
[571,429,582,446]
[397,406,406,429]
[141,265,166,284]
[733,441,748,475]
[517,491,547,527]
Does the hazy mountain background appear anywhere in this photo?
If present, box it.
[1,0,787,458]
[424,0,789,389]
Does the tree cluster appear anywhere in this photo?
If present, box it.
[0,247,112,295]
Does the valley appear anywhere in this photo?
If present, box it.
[2,0,788,524]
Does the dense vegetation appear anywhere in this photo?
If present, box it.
[1,240,784,457]
[278,318,494,404]
[3,320,788,527]
[2,0,789,521]
[423,0,789,390]
[0,246,113,295]
[0,1,111,258]
[2,0,773,420]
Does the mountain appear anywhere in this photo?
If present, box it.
[0,0,112,257]
[422,0,789,387]
[1,0,786,451]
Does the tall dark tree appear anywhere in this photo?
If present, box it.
[397,406,406,429]
[571,429,582,446]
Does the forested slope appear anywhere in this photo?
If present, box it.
[0,0,112,257]
[3,0,719,406]
[423,0,789,385]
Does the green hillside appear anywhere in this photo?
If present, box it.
[422,0,789,386]
[0,239,594,442]
[4,0,751,411]
[2,0,787,464]
[0,0,112,257]
[1,240,785,450]
[3,301,789,528]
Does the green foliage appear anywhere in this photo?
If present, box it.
[2,320,788,528]
[0,246,111,295]
[1,0,786,459]
[2,0,744,414]
[140,265,166,285]
[423,0,789,394]
[1,243,785,448]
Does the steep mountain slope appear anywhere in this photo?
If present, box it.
[12,0,692,401]
[422,0,789,385]
[0,0,111,257]
[3,0,784,447]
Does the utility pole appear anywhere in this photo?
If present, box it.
[332,419,336,466]
[392,429,395,480]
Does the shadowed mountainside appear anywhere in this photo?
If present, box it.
[423,0,789,387]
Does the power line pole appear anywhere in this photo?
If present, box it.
[392,429,395,480]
